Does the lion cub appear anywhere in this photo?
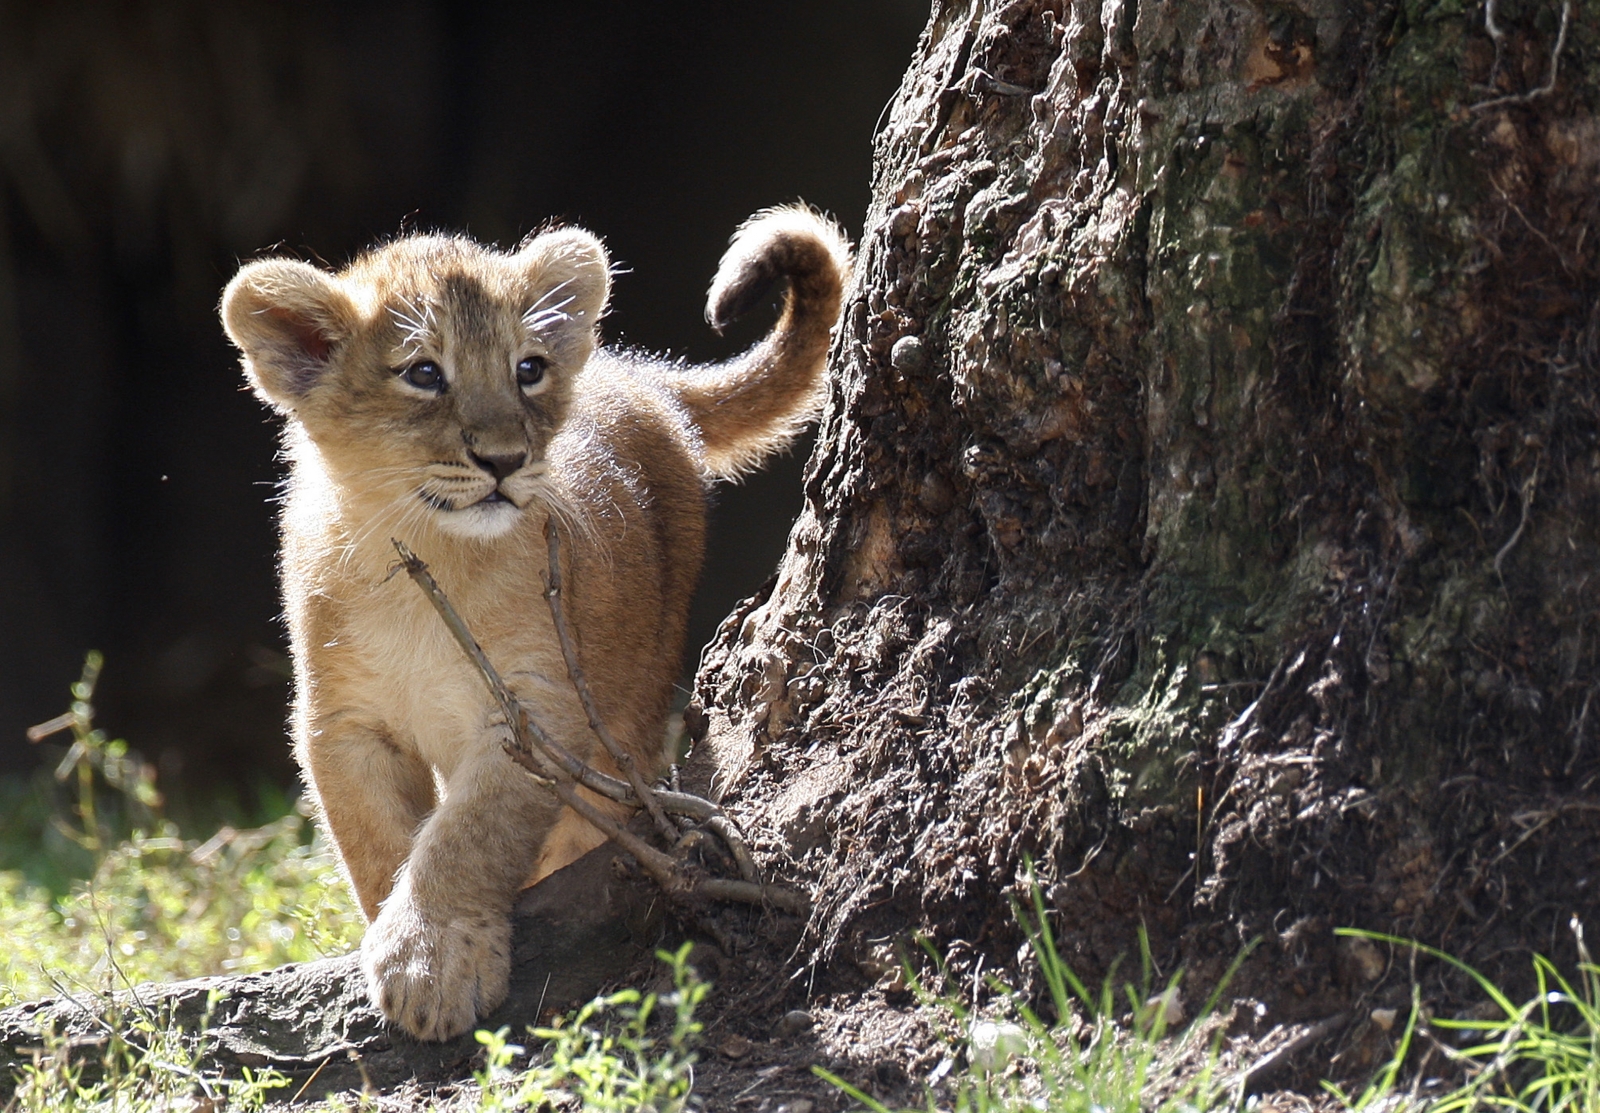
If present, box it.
[221,207,848,1041]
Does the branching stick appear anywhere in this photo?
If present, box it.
[391,540,558,784]
[388,538,807,917]
[542,520,680,844]
[543,520,760,883]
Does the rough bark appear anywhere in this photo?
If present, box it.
[687,0,1600,1032]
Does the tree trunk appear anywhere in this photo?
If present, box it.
[687,0,1600,1021]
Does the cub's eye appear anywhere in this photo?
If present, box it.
[516,356,547,388]
[398,361,444,391]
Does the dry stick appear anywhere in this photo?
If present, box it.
[543,520,680,844]
[389,539,807,917]
[391,537,680,887]
[393,539,650,800]
[390,541,559,785]
[543,520,761,884]
[393,536,740,821]
[1229,1012,1348,1096]
[495,740,707,903]
[702,816,759,884]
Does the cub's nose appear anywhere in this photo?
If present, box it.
[468,450,527,480]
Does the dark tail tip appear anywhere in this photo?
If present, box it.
[704,205,852,334]
[708,256,784,332]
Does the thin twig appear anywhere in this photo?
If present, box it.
[393,539,676,891]
[1493,462,1538,583]
[496,740,698,898]
[290,1056,332,1105]
[1229,1012,1348,1096]
[697,877,808,914]
[703,815,760,884]
[26,712,75,743]
[544,520,679,843]
[1483,0,1509,88]
[394,538,754,826]
[544,520,761,884]
[493,718,807,915]
[390,539,555,786]
[388,538,807,915]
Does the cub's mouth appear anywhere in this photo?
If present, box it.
[414,459,546,538]
[423,488,527,541]
[418,488,521,511]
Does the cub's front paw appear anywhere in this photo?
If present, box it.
[360,897,512,1041]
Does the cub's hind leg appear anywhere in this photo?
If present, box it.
[300,719,435,920]
[360,745,562,1041]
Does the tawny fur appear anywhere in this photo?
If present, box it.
[220,206,849,1042]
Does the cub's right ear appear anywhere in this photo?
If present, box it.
[221,260,356,411]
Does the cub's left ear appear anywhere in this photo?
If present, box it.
[514,228,610,353]
[221,259,358,413]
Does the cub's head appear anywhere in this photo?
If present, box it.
[221,229,609,541]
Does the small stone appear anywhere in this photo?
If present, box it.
[718,1034,752,1059]
[969,1020,1029,1071]
[890,335,927,373]
[776,1101,815,1113]
[1137,986,1186,1029]
[1371,1007,1398,1031]
[774,1009,815,1038]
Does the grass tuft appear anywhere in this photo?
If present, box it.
[818,874,1249,1113]
[1,655,715,1110]
[0,654,360,1108]
[467,942,706,1113]
[9,989,291,1111]
[1334,925,1600,1113]
[0,654,362,1010]
[0,812,362,1009]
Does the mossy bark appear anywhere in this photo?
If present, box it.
[688,0,1600,1010]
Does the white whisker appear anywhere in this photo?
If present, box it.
[523,279,577,336]
[337,488,427,575]
[530,475,610,568]
[526,277,575,314]
[523,298,575,333]
[388,295,438,355]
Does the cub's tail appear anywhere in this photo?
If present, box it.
[664,205,851,481]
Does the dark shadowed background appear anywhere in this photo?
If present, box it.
[0,1,925,793]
